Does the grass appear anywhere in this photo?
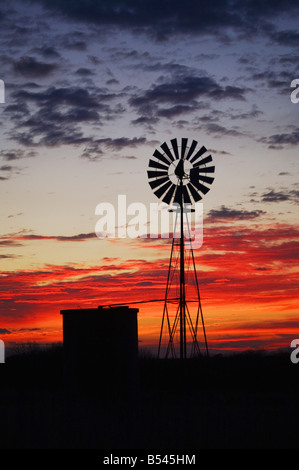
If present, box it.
[0,344,298,449]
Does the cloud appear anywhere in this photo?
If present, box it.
[106,78,120,86]
[208,149,232,156]
[259,128,299,149]
[24,0,299,41]
[92,137,149,151]
[18,328,41,332]
[4,102,30,120]
[0,149,37,161]
[0,329,11,335]
[12,56,58,78]
[64,40,87,51]
[271,29,299,46]
[8,85,125,148]
[207,205,266,221]
[75,67,95,76]
[250,68,296,97]
[136,61,195,75]
[0,232,98,252]
[0,165,13,172]
[131,116,159,128]
[131,75,247,109]
[13,86,109,109]
[157,104,202,119]
[261,188,299,204]
[31,46,61,59]
[0,239,23,247]
[0,165,20,181]
[81,136,158,161]
[203,123,245,137]
[11,232,96,242]
[88,55,102,65]
[230,105,263,120]
[129,75,249,125]
[8,213,23,219]
[1,222,298,343]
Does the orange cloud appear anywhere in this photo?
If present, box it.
[0,222,298,351]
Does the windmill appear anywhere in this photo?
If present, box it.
[147,138,215,359]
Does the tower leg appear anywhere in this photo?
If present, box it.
[158,199,208,359]
[158,209,178,359]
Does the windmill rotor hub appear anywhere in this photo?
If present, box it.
[169,159,192,185]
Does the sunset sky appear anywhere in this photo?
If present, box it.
[0,0,298,354]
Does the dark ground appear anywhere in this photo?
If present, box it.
[0,345,298,449]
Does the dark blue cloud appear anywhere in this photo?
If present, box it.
[12,56,58,78]
[208,205,266,221]
[21,0,299,40]
[0,328,11,334]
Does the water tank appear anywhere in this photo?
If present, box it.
[60,305,138,395]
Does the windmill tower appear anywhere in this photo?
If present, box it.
[147,138,215,359]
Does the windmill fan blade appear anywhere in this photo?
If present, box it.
[162,183,176,204]
[197,174,214,185]
[190,167,214,184]
[193,154,213,168]
[154,180,172,199]
[173,185,193,205]
[149,159,169,171]
[190,167,200,184]
[161,142,175,162]
[185,140,198,161]
[173,186,192,204]
[153,149,171,166]
[149,176,169,190]
[189,179,210,195]
[181,138,188,160]
[171,138,180,160]
[173,185,182,204]
[190,167,215,185]
[189,146,207,164]
[147,170,168,179]
[187,182,203,202]
[197,165,215,174]
[182,185,191,204]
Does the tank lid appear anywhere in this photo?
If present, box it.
[98,305,130,310]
